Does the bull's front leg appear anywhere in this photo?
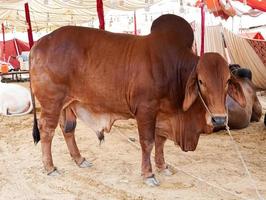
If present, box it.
[155,134,173,176]
[136,103,159,186]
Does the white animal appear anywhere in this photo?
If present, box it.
[0,83,32,116]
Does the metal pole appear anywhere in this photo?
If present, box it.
[134,11,137,35]
[96,0,105,30]
[13,38,20,56]
[1,23,6,61]
[200,2,205,56]
[24,3,34,48]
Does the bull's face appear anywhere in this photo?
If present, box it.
[183,53,246,129]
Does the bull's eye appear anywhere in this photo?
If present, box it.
[198,79,203,85]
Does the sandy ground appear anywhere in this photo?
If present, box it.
[0,83,266,200]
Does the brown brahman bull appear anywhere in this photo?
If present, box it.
[30,14,245,186]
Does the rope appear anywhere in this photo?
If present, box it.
[198,86,215,119]
[225,108,265,200]
[113,92,265,199]
[113,127,254,200]
[112,84,265,199]
[198,89,264,199]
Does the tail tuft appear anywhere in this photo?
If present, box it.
[33,115,40,144]
[30,50,40,145]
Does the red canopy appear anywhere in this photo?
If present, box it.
[240,32,265,40]
[197,0,265,19]
[237,0,266,12]
[0,38,30,70]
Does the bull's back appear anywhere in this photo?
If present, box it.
[30,26,149,113]
[31,26,138,78]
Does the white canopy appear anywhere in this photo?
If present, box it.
[0,0,162,32]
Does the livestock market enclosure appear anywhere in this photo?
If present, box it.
[0,82,266,200]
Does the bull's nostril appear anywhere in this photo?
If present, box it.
[212,116,226,126]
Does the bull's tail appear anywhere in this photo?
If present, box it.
[29,52,40,144]
[264,113,266,126]
[32,98,40,144]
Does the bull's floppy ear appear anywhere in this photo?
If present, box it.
[183,69,198,111]
[228,76,246,108]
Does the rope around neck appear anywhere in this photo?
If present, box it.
[198,89,215,119]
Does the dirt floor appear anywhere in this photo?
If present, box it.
[0,83,265,200]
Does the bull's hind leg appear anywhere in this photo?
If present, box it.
[34,81,68,175]
[155,134,173,176]
[39,107,62,175]
[59,107,92,168]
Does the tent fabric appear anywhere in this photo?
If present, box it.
[247,39,266,66]
[194,24,266,89]
[194,24,227,59]
[205,0,236,19]
[223,28,266,90]
[0,0,263,32]
[237,0,266,12]
[190,21,198,54]
[230,0,263,17]
[201,0,265,19]
[0,0,162,32]
[240,32,265,40]
[0,38,30,70]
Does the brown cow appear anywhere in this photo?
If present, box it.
[226,65,262,129]
[30,14,246,186]
[213,65,262,131]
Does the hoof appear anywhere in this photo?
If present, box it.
[47,167,60,176]
[158,166,173,176]
[79,159,93,168]
[144,175,160,187]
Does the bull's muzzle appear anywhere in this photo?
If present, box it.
[211,116,226,127]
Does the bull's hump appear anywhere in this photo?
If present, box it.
[150,14,194,48]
